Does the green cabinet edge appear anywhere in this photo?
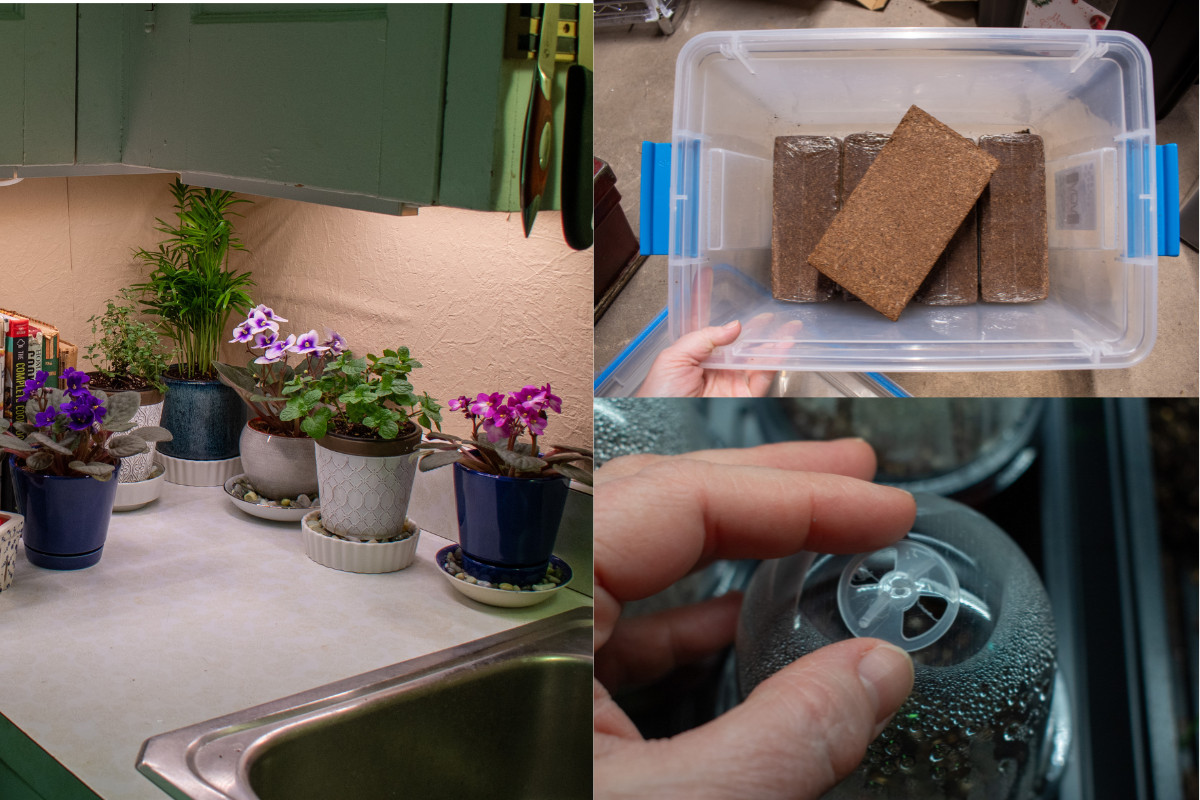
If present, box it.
[0,712,103,800]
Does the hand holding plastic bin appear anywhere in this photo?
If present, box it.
[593,439,917,799]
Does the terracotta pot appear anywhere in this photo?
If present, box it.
[314,424,422,541]
[238,420,318,500]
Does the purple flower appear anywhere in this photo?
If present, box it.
[254,333,296,365]
[62,367,89,394]
[60,391,105,432]
[321,331,347,356]
[18,370,49,403]
[34,405,58,428]
[468,392,507,422]
[251,329,278,350]
[229,322,255,344]
[291,330,328,356]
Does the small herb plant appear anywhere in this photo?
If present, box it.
[133,179,255,380]
[280,349,442,441]
[214,304,345,437]
[0,368,172,480]
[417,385,592,485]
[85,288,170,393]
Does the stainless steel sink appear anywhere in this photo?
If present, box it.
[137,608,592,800]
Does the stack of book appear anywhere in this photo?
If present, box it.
[1,310,78,433]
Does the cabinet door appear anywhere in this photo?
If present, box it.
[0,3,76,168]
[120,3,449,208]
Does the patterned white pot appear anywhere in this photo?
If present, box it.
[120,389,164,484]
[0,512,22,592]
[314,426,422,542]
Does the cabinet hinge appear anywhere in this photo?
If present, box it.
[143,5,156,34]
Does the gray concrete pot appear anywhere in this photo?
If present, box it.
[238,420,318,501]
[314,425,422,541]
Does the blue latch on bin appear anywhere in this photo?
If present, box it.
[1156,144,1180,257]
[640,142,671,256]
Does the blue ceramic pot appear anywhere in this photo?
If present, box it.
[156,371,247,461]
[453,462,570,584]
[9,458,120,570]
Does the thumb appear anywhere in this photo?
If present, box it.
[665,321,742,363]
[598,639,913,799]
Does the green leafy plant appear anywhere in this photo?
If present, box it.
[281,349,442,441]
[85,288,170,393]
[132,179,255,380]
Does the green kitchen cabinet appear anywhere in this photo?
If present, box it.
[6,4,575,215]
[0,4,76,168]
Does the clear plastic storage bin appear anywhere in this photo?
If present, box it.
[666,29,1158,371]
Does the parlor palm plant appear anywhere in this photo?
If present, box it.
[133,179,255,380]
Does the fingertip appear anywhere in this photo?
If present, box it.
[856,642,915,727]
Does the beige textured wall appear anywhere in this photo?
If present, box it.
[0,174,592,447]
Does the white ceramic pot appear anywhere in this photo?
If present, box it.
[238,420,318,500]
[120,389,164,484]
[0,512,22,592]
[314,426,422,542]
[113,464,167,512]
[301,510,420,573]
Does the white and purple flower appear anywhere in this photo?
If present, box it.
[291,330,328,356]
[254,333,296,365]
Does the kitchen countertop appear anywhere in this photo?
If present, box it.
[0,482,591,800]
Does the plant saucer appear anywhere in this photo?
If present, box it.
[301,510,420,573]
[113,463,167,512]
[223,474,317,522]
[435,545,572,608]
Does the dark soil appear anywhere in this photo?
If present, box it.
[86,372,153,393]
[163,364,219,382]
[330,417,417,441]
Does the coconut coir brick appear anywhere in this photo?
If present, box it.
[917,203,979,305]
[978,134,1048,303]
[839,132,890,302]
[807,106,998,321]
[771,135,841,303]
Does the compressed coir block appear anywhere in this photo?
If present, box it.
[916,204,979,305]
[839,133,891,301]
[978,134,1048,302]
[808,106,998,321]
[771,135,841,303]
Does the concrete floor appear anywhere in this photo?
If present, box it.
[594,0,1198,397]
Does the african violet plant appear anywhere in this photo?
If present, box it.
[214,304,346,437]
[280,348,442,441]
[0,368,172,480]
[417,385,593,485]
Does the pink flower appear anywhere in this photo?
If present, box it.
[539,384,562,414]
[468,392,507,422]
[481,406,518,443]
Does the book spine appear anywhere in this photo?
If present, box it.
[12,332,29,433]
[2,316,29,424]
[38,329,59,388]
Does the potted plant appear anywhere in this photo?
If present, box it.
[214,304,344,502]
[85,289,171,508]
[132,179,254,475]
[281,348,441,572]
[416,384,592,586]
[0,368,172,569]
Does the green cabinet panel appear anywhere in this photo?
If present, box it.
[0,713,101,800]
[0,4,76,167]
[115,3,448,207]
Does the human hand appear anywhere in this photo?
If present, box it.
[636,321,775,397]
[594,440,918,799]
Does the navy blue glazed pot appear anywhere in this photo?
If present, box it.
[156,371,246,461]
[453,462,570,584]
[9,458,120,570]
